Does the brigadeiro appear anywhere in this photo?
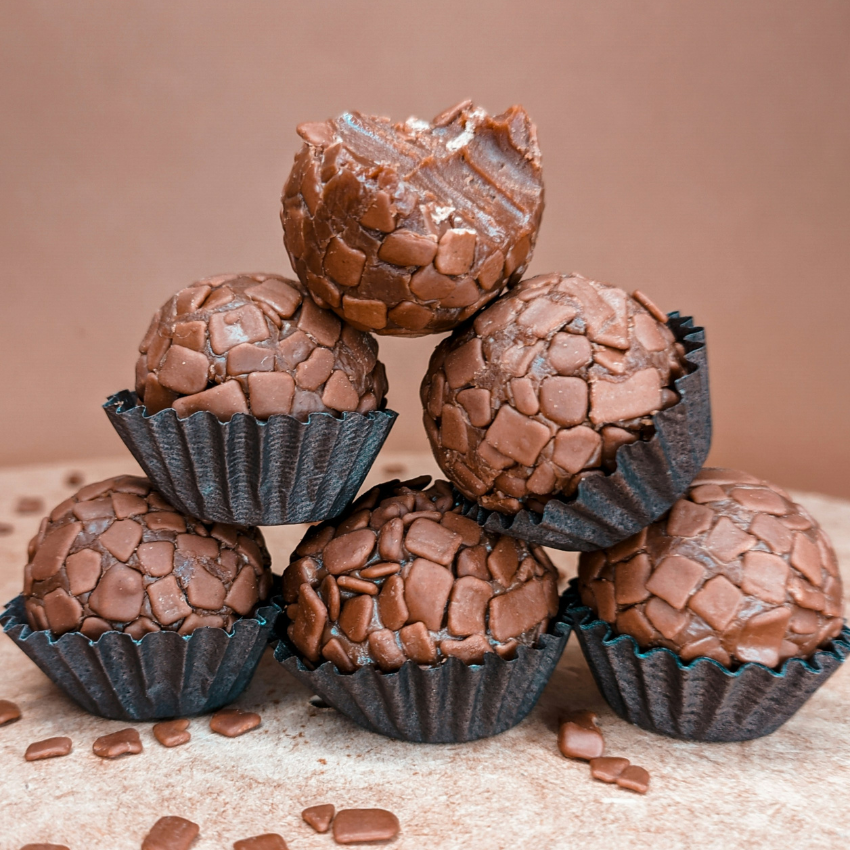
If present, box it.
[281,100,544,336]
[1,477,280,721]
[273,477,571,743]
[104,273,397,525]
[421,272,711,549]
[567,468,849,741]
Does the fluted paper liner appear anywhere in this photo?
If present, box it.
[460,313,711,551]
[103,390,397,525]
[1,596,280,721]
[563,585,850,742]
[273,601,572,744]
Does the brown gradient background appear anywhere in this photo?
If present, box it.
[1,1,848,496]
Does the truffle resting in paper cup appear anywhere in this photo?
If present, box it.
[136,272,387,419]
[274,477,570,743]
[421,273,690,515]
[2,477,278,720]
[568,468,848,741]
[281,101,544,336]
[106,272,397,525]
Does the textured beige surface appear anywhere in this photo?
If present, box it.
[0,454,848,850]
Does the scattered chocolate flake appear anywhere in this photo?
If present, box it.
[558,711,604,760]
[92,727,142,759]
[209,707,261,738]
[20,844,70,850]
[332,809,400,845]
[589,756,630,783]
[302,804,335,833]
[141,816,199,850]
[617,764,651,794]
[24,737,72,761]
[233,835,289,850]
[0,522,14,535]
[64,471,85,487]
[0,699,21,726]
[153,719,191,748]
[16,497,45,515]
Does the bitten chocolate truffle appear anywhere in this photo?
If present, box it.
[23,476,273,638]
[577,468,845,668]
[283,477,559,671]
[136,273,387,420]
[421,273,687,514]
[281,101,544,336]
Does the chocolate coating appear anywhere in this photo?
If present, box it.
[283,477,559,670]
[577,468,844,669]
[136,273,387,421]
[281,101,544,336]
[421,273,687,514]
[23,476,273,638]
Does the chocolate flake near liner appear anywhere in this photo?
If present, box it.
[1,595,280,721]
[104,391,397,526]
[564,582,850,742]
[458,314,710,551]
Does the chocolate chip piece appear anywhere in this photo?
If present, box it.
[0,699,21,726]
[404,559,453,631]
[440,634,493,664]
[209,708,261,737]
[558,717,604,760]
[65,471,85,487]
[339,595,374,643]
[617,764,650,794]
[16,496,45,514]
[89,564,145,624]
[323,529,376,575]
[92,728,142,759]
[233,835,289,850]
[404,518,462,566]
[332,809,400,845]
[25,737,72,761]
[20,844,71,850]
[302,803,335,834]
[153,719,191,748]
[590,756,630,783]
[142,816,200,850]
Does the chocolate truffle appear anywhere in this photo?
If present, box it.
[136,273,387,420]
[281,101,544,336]
[421,273,688,514]
[23,476,273,638]
[283,477,559,671]
[577,468,844,668]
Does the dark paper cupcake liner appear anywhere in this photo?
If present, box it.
[103,390,397,525]
[272,601,572,744]
[563,585,850,742]
[1,595,280,721]
[460,313,711,551]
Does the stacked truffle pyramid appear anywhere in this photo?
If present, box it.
[3,100,846,743]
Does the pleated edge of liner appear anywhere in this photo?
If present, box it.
[271,595,573,682]
[103,389,399,429]
[459,311,707,535]
[1,594,282,649]
[561,584,850,681]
